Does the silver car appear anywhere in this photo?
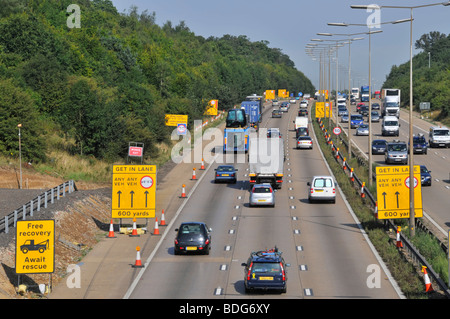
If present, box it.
[385,140,408,164]
[356,124,369,136]
[249,184,275,207]
[370,111,380,122]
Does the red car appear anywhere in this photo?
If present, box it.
[356,102,365,112]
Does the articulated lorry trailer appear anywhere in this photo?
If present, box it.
[248,133,285,189]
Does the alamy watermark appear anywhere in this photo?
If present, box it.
[67,4,81,29]
[366,4,381,29]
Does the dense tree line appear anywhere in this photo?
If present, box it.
[382,31,450,122]
[0,0,314,163]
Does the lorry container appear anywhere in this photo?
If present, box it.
[248,134,284,189]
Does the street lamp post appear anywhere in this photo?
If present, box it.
[317,33,365,159]
[351,1,450,236]
[18,123,22,189]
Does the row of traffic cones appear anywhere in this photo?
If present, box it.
[181,160,206,197]
[106,209,167,239]
[395,226,434,294]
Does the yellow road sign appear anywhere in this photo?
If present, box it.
[265,90,275,100]
[376,165,423,219]
[16,220,55,274]
[165,114,188,126]
[315,102,324,118]
[112,165,157,218]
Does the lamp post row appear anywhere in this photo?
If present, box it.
[307,1,450,237]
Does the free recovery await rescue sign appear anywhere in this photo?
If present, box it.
[15,220,55,274]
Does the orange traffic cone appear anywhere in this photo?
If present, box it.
[361,182,366,198]
[152,217,160,235]
[191,168,197,180]
[130,218,139,237]
[132,246,144,268]
[106,219,116,238]
[396,226,403,248]
[200,159,205,170]
[160,209,167,226]
[422,266,433,293]
[181,184,187,198]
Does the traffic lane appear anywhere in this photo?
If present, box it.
[289,113,400,298]
[224,102,306,298]
[127,159,248,299]
[226,175,304,298]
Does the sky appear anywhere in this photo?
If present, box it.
[111,0,450,92]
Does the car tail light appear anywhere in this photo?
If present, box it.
[174,239,178,245]
[205,239,210,245]
[269,188,273,193]
[280,263,286,281]
[216,174,220,177]
[333,188,335,194]
[310,188,314,194]
[247,263,253,281]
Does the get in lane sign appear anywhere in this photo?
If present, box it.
[376,165,423,220]
[112,165,156,219]
[16,220,55,274]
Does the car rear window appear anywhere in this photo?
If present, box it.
[251,262,281,274]
[217,166,234,172]
[253,187,272,193]
[313,178,332,188]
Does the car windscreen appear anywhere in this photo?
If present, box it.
[388,144,407,152]
[434,129,450,136]
[384,121,398,126]
[351,115,363,120]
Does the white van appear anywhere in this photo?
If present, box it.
[307,176,336,203]
[293,117,308,130]
[381,116,400,136]
[429,127,450,148]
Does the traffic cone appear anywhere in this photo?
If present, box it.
[422,266,433,293]
[130,218,139,237]
[343,158,347,170]
[181,184,187,198]
[396,226,403,248]
[374,201,378,219]
[160,209,167,226]
[132,246,144,268]
[361,182,366,198]
[200,158,205,170]
[106,219,116,238]
[350,168,354,182]
[152,217,160,235]
[191,167,197,180]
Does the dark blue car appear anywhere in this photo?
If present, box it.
[410,134,428,154]
[420,165,432,186]
[372,139,387,155]
[214,165,238,183]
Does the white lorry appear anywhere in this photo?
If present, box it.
[248,135,284,189]
[381,89,401,118]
